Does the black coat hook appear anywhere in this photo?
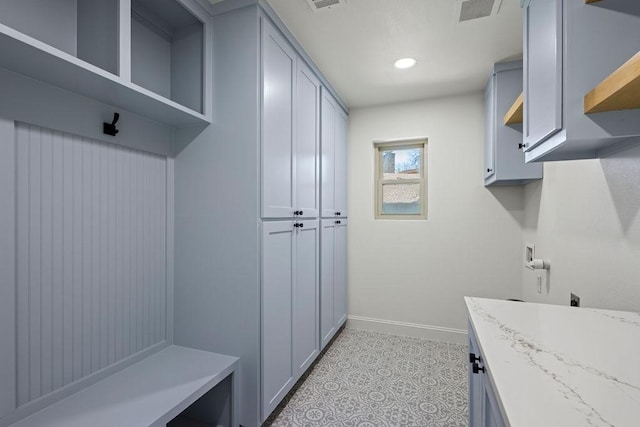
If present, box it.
[103,113,120,136]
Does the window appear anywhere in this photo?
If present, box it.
[374,139,427,220]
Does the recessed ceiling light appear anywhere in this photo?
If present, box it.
[394,57,417,69]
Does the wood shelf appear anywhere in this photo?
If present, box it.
[585,0,602,4]
[0,23,210,128]
[503,92,524,125]
[584,51,640,114]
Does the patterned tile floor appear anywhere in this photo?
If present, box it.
[265,328,468,427]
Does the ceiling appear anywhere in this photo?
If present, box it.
[265,0,523,109]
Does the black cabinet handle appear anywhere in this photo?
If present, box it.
[472,362,485,374]
[335,220,341,224]
[293,223,299,228]
[469,353,481,364]
[299,223,304,228]
[518,143,525,150]
[293,210,300,216]
[335,211,341,216]
[299,210,303,216]
[487,168,493,173]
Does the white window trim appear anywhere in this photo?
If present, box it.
[374,138,428,220]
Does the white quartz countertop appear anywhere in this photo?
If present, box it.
[465,297,640,427]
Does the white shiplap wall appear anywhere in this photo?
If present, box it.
[13,122,169,406]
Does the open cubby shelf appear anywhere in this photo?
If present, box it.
[0,0,209,128]
[131,0,205,115]
[503,92,524,125]
[584,51,640,114]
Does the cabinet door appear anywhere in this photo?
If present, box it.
[295,60,320,218]
[334,219,347,327]
[293,219,319,376]
[320,220,335,349]
[483,373,506,427]
[261,221,294,418]
[262,20,295,218]
[523,0,563,150]
[484,76,496,180]
[334,108,348,217]
[468,325,484,427]
[320,90,336,218]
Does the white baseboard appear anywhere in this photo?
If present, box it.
[346,315,467,345]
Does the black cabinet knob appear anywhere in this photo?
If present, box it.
[469,353,481,364]
[299,223,304,228]
[293,210,300,216]
[518,143,525,149]
[335,220,341,224]
[487,168,493,173]
[293,223,298,228]
[472,362,485,374]
[299,210,303,216]
[335,211,341,216]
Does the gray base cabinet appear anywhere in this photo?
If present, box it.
[261,220,319,418]
[468,323,506,427]
[320,219,348,349]
[484,61,542,186]
[523,0,640,162]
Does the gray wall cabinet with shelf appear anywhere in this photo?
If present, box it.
[173,4,347,426]
[484,61,542,186]
[522,0,640,162]
[0,0,212,144]
[468,323,506,427]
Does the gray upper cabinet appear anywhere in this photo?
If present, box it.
[261,20,320,219]
[485,61,542,186]
[522,0,640,162]
[295,60,321,219]
[321,89,348,218]
[335,108,349,217]
[523,0,562,152]
[0,0,212,127]
[261,21,295,218]
[484,78,496,181]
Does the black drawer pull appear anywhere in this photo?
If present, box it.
[472,362,485,374]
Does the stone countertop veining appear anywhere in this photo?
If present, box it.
[465,297,640,427]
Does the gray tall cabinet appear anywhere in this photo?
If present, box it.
[173,3,348,426]
[320,89,349,349]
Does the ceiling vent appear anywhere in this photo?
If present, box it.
[305,0,346,13]
[455,0,502,22]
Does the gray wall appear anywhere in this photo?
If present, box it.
[0,117,172,425]
[522,145,640,311]
[347,93,524,342]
